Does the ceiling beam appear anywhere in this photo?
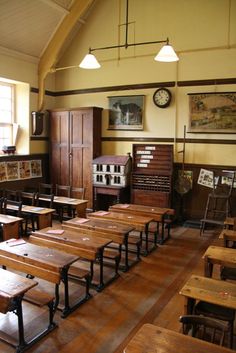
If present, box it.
[38,0,95,110]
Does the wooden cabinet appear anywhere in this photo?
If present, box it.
[49,107,103,209]
[131,144,173,208]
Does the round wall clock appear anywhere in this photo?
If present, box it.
[153,88,172,108]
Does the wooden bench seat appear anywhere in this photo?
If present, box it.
[23,288,55,307]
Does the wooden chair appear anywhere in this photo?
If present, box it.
[35,193,54,209]
[18,191,37,235]
[193,302,235,348]
[38,183,53,195]
[179,315,228,346]
[220,233,236,281]
[4,189,20,201]
[200,171,235,235]
[3,199,23,236]
[55,184,71,222]
[70,187,86,218]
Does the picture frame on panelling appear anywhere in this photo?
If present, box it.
[188,92,236,133]
[108,95,144,130]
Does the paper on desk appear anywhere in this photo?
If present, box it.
[7,238,26,247]
[31,207,45,211]
[94,211,109,216]
[120,204,130,208]
[75,218,89,224]
[46,229,65,235]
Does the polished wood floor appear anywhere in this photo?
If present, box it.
[0,225,222,353]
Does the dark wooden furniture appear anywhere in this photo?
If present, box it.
[50,107,103,210]
[123,323,233,353]
[179,315,228,346]
[179,274,236,348]
[200,171,235,235]
[131,144,173,208]
[203,245,236,277]
[93,185,130,211]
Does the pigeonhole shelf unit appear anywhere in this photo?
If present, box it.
[131,144,173,207]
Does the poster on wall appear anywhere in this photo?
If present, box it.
[188,92,236,133]
[19,161,31,179]
[0,162,7,182]
[197,168,219,188]
[6,161,19,180]
[108,95,144,130]
[31,160,42,177]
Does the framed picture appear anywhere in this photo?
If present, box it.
[108,95,144,130]
[188,92,236,133]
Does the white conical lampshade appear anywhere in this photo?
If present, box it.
[155,44,179,62]
[79,53,101,69]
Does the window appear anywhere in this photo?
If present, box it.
[0,82,15,148]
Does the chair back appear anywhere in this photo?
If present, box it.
[212,171,235,198]
[4,199,23,217]
[18,191,37,206]
[38,183,53,195]
[70,187,85,199]
[179,315,228,346]
[55,184,71,198]
[36,193,54,209]
[4,189,20,201]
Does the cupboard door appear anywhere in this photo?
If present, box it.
[50,110,70,186]
[70,108,101,209]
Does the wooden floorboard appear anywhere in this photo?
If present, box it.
[0,226,222,353]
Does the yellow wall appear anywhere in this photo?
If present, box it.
[47,0,236,166]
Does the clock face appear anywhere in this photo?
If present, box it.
[153,88,172,108]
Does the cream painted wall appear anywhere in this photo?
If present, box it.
[47,0,236,167]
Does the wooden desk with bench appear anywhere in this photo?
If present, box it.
[0,239,86,318]
[0,268,50,353]
[202,245,236,277]
[179,274,236,315]
[109,203,173,244]
[0,214,23,240]
[31,226,117,291]
[88,210,155,255]
[123,323,233,353]
[63,217,136,271]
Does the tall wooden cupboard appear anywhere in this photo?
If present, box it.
[49,107,103,209]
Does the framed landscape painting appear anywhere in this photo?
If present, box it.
[108,95,144,130]
[188,92,236,133]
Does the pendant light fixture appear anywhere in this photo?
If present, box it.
[79,0,179,69]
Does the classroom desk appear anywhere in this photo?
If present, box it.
[179,274,236,315]
[203,245,236,277]
[0,268,55,353]
[0,214,23,240]
[109,203,171,244]
[40,195,88,218]
[7,204,55,230]
[63,217,135,271]
[32,226,114,291]
[88,210,155,255]
[123,323,233,353]
[0,239,84,318]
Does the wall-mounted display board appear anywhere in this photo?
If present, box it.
[0,160,42,182]
[131,144,173,207]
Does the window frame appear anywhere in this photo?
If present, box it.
[0,81,15,147]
